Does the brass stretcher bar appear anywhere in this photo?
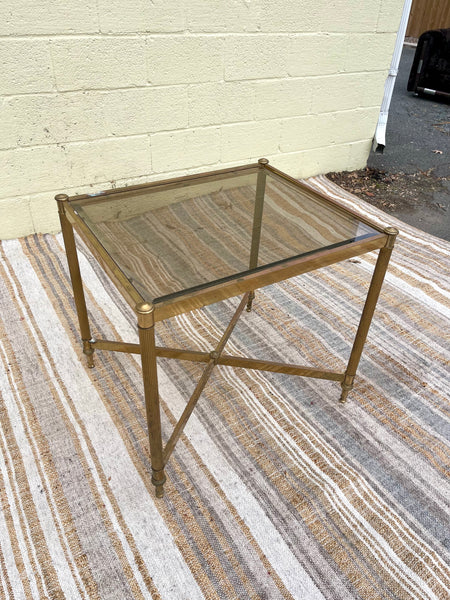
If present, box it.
[92,339,344,381]
[56,159,398,498]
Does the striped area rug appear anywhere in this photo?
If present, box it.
[0,176,449,600]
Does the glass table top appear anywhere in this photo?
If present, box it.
[70,165,381,304]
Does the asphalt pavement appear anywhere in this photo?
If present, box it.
[368,45,450,241]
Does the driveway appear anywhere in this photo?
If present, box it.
[368,44,450,240]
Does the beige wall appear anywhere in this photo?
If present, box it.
[0,0,404,239]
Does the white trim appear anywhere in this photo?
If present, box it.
[373,0,413,152]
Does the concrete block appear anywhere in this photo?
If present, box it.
[110,170,191,189]
[30,183,102,235]
[272,142,353,179]
[254,79,312,120]
[0,197,33,240]
[345,33,397,72]
[147,36,224,85]
[224,35,289,81]
[0,1,98,35]
[1,99,20,150]
[1,93,108,149]
[151,128,221,172]
[377,0,405,33]
[51,38,146,91]
[281,107,380,153]
[186,1,256,32]
[251,0,320,32]
[318,0,381,33]
[66,136,151,186]
[280,114,335,153]
[347,139,373,171]
[97,0,185,33]
[263,152,303,177]
[288,34,347,77]
[101,87,188,136]
[0,146,69,199]
[361,70,388,108]
[306,143,356,175]
[311,72,386,114]
[0,40,54,94]
[332,107,381,144]
[188,82,254,127]
[221,120,281,163]
[29,193,61,235]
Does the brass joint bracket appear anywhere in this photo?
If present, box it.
[82,339,95,368]
[209,350,220,365]
[82,339,94,352]
[339,374,355,404]
[342,374,354,387]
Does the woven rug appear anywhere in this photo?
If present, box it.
[0,176,449,600]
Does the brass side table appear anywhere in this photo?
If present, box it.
[56,159,398,497]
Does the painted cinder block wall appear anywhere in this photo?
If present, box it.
[0,0,404,239]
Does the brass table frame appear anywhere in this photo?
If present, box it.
[56,159,398,497]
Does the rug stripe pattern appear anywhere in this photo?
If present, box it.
[0,177,449,599]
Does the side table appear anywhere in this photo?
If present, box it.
[56,159,398,497]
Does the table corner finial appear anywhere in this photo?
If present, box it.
[384,226,399,249]
[136,302,155,328]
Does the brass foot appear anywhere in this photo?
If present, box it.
[152,469,166,498]
[339,387,351,403]
[83,339,95,368]
[246,291,255,312]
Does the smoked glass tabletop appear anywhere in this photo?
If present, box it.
[70,166,381,304]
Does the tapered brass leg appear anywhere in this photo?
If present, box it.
[247,158,269,312]
[340,227,398,403]
[339,374,355,404]
[56,194,95,368]
[136,303,166,498]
